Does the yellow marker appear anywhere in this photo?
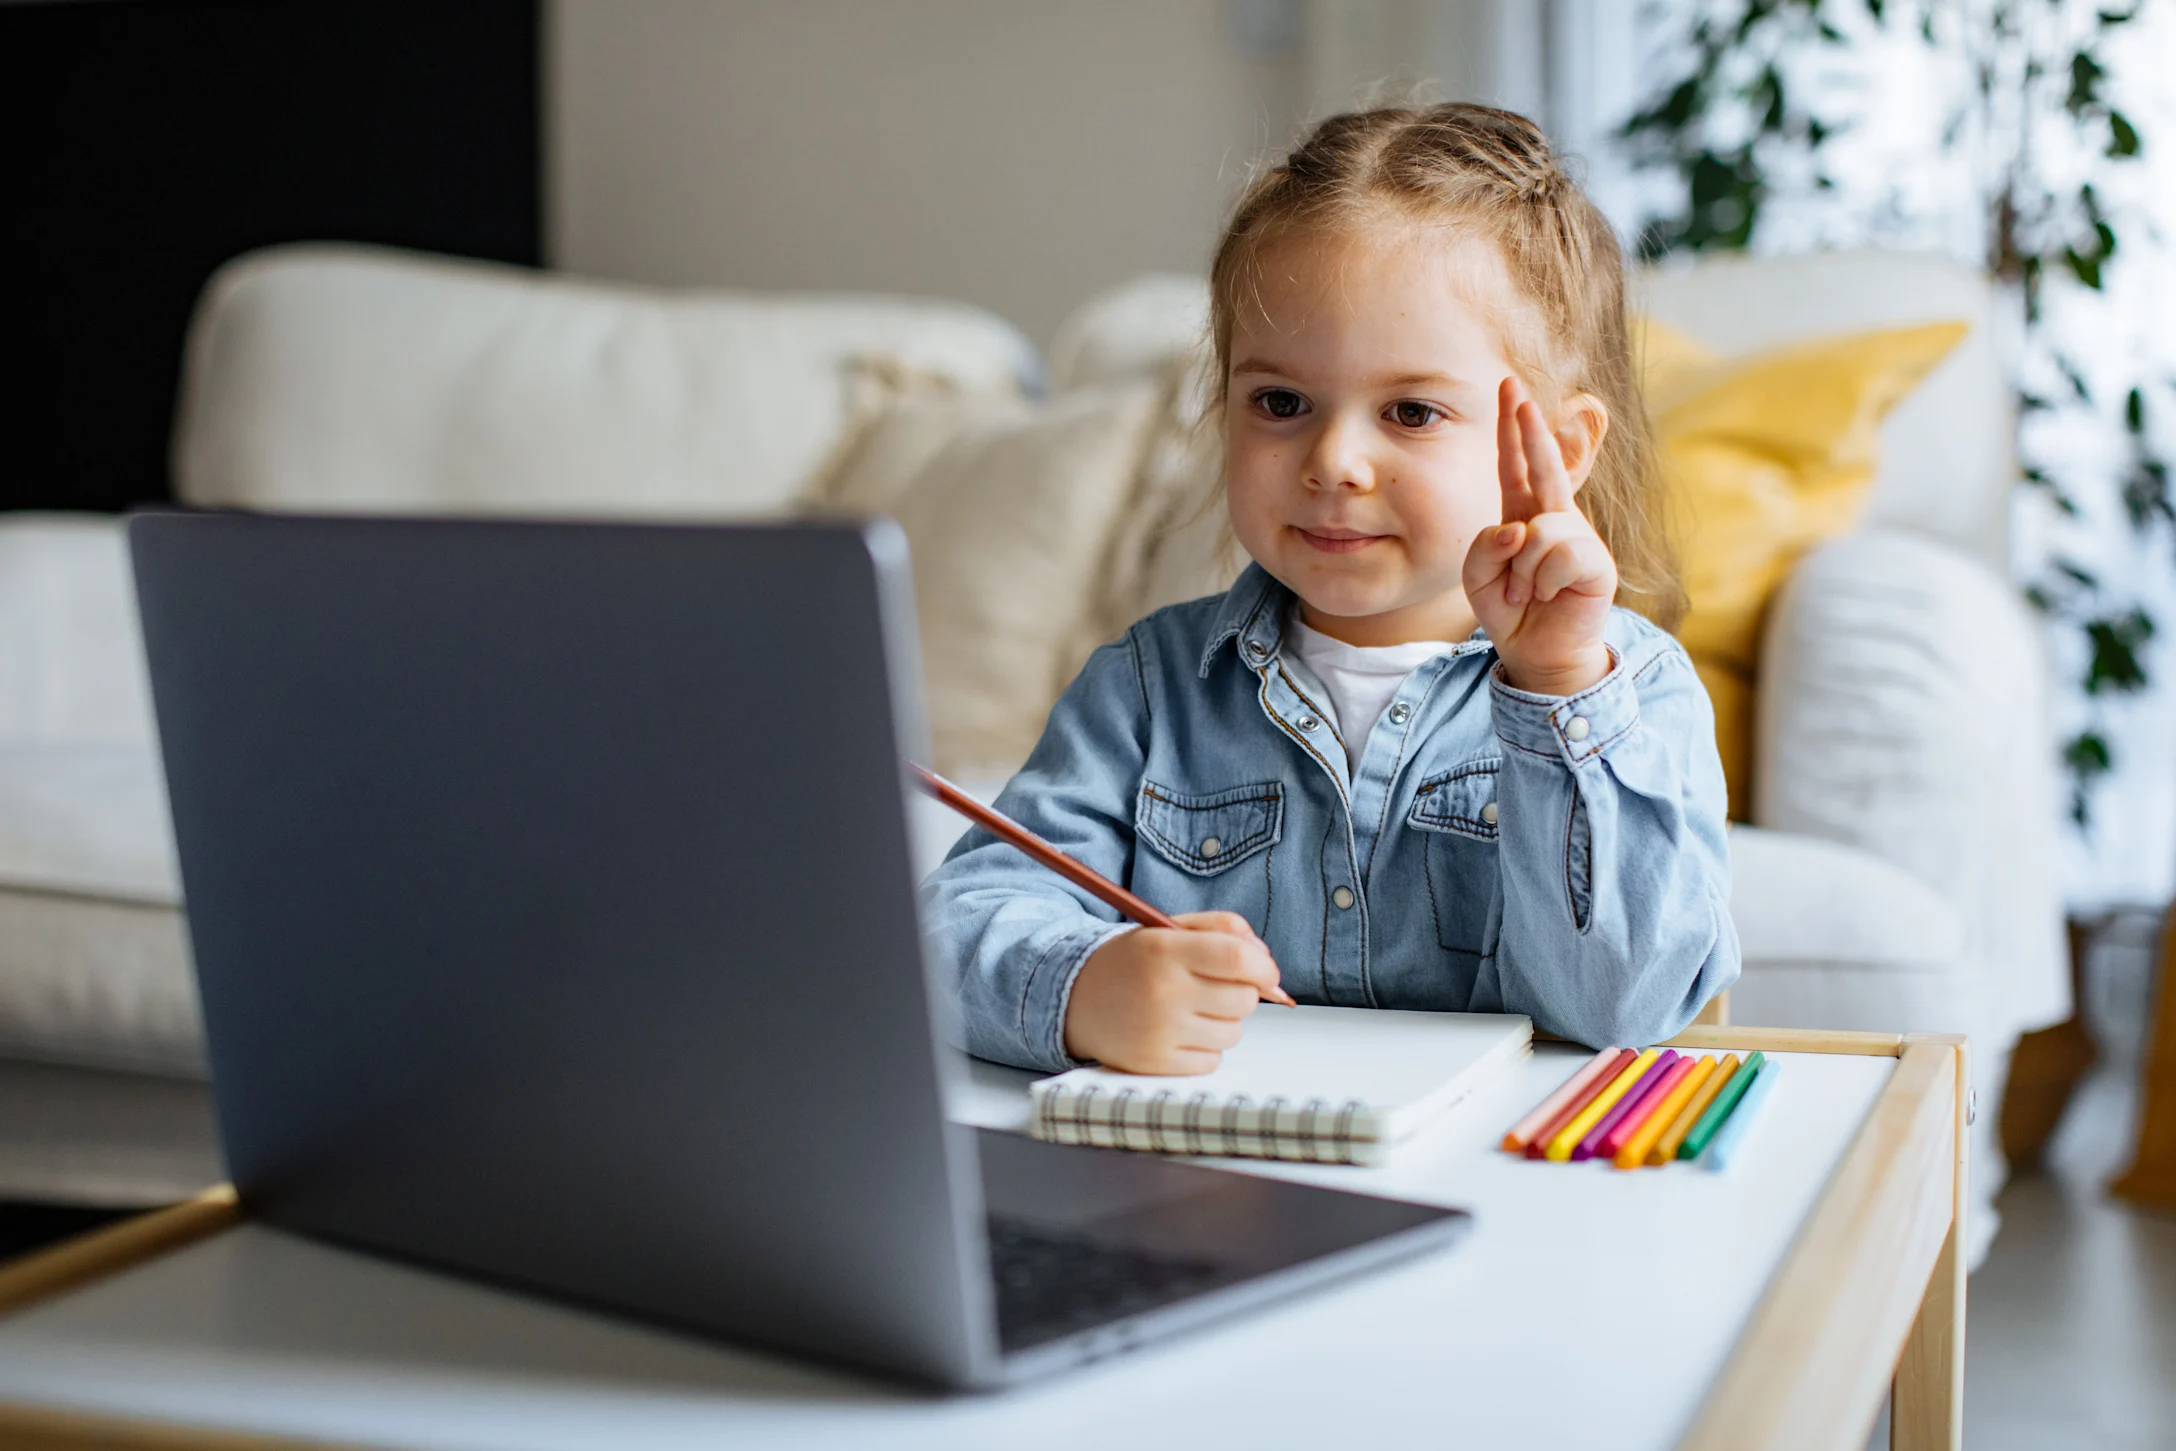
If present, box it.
[1615,1055,1715,1169]
[1648,1054,1740,1165]
[1544,1049,1657,1162]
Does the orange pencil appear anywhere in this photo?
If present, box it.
[1502,1047,1623,1153]
[1522,1049,1636,1159]
[912,764,1297,1007]
[1647,1053,1740,1165]
[1614,1054,1715,1169]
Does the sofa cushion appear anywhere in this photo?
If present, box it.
[1644,319,1967,818]
[1727,824,1971,1037]
[174,243,1040,521]
[0,516,157,750]
[810,379,1166,774]
[1047,274,1210,392]
[1634,250,2014,567]
[0,891,201,1080]
[0,742,198,1079]
[0,744,179,905]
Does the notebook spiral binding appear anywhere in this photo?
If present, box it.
[1032,1081,1371,1163]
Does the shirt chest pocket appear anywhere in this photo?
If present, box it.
[1407,758,1500,955]
[1135,780,1284,876]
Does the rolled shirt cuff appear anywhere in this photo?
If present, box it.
[1488,646,1636,767]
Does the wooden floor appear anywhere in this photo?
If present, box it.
[1963,1069,2176,1451]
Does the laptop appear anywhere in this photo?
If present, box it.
[127,511,1470,1389]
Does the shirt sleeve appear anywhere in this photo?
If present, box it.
[1472,638,1740,1047]
[919,631,1152,1072]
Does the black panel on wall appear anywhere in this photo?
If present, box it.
[0,0,541,513]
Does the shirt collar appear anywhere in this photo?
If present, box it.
[1197,563,1291,678]
[1194,562,1499,677]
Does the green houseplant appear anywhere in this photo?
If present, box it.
[1620,0,2170,826]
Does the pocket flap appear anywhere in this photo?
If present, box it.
[1408,758,1501,841]
[1136,780,1283,876]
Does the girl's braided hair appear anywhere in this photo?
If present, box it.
[1209,103,1682,629]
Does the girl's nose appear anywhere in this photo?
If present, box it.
[1302,411,1375,492]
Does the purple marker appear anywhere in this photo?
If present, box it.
[1571,1049,1679,1161]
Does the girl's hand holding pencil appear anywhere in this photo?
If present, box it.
[912,765,1294,1076]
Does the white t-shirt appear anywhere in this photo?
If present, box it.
[1284,611,1459,772]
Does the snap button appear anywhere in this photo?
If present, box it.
[1481,801,1499,826]
[1388,702,1412,725]
[1331,886,1355,910]
[1200,836,1222,858]
[1297,715,1319,732]
[1245,640,1268,660]
[1565,715,1591,742]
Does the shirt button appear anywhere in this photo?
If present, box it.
[1481,801,1499,826]
[1331,886,1355,910]
[1388,702,1412,724]
[1200,836,1223,858]
[1297,715,1319,732]
[1565,715,1591,742]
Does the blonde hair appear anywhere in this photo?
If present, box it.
[1209,103,1682,628]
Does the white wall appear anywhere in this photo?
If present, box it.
[548,0,1305,346]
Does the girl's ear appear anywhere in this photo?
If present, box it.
[1554,393,1610,494]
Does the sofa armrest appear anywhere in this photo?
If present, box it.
[1755,527,2069,1043]
[0,515,157,748]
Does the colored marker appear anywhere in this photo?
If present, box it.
[1649,1054,1738,1165]
[1704,1058,1780,1171]
[1617,1054,1716,1169]
[1679,1051,1767,1160]
[1524,1049,1637,1159]
[1544,1049,1657,1162]
[1598,1053,1696,1161]
[1503,1047,1624,1153]
[1573,1050,1679,1161]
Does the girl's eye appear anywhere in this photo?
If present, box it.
[1253,388,1307,420]
[1389,400,1445,429]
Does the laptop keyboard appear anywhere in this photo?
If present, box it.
[985,1214,1225,1349]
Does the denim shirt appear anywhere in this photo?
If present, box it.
[922,564,1739,1072]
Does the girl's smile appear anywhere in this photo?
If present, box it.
[1295,526,1388,553]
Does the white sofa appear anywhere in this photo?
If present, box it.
[0,244,2067,1264]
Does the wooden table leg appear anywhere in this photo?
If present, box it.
[2111,909,2176,1211]
[1891,1039,1967,1451]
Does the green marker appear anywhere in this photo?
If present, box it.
[1678,1050,1766,1160]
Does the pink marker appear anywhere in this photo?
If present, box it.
[1571,1050,1679,1161]
[1597,1053,1697,1161]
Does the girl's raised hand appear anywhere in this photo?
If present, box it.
[1462,377,1616,696]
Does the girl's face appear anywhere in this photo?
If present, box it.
[1223,225,1596,647]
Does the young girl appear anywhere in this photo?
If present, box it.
[925,103,1737,1075]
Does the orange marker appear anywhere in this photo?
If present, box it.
[1647,1053,1740,1166]
[1502,1047,1623,1153]
[1615,1054,1715,1169]
[1522,1049,1636,1159]
[1596,1053,1695,1161]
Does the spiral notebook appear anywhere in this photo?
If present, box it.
[1029,1007,1532,1165]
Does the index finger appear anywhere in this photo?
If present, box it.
[1518,397,1579,516]
[1498,377,1539,523]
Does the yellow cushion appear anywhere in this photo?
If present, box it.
[1638,318,1968,818]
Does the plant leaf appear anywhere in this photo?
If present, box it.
[2109,110,2141,158]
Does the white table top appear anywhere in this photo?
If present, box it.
[0,1045,1891,1451]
